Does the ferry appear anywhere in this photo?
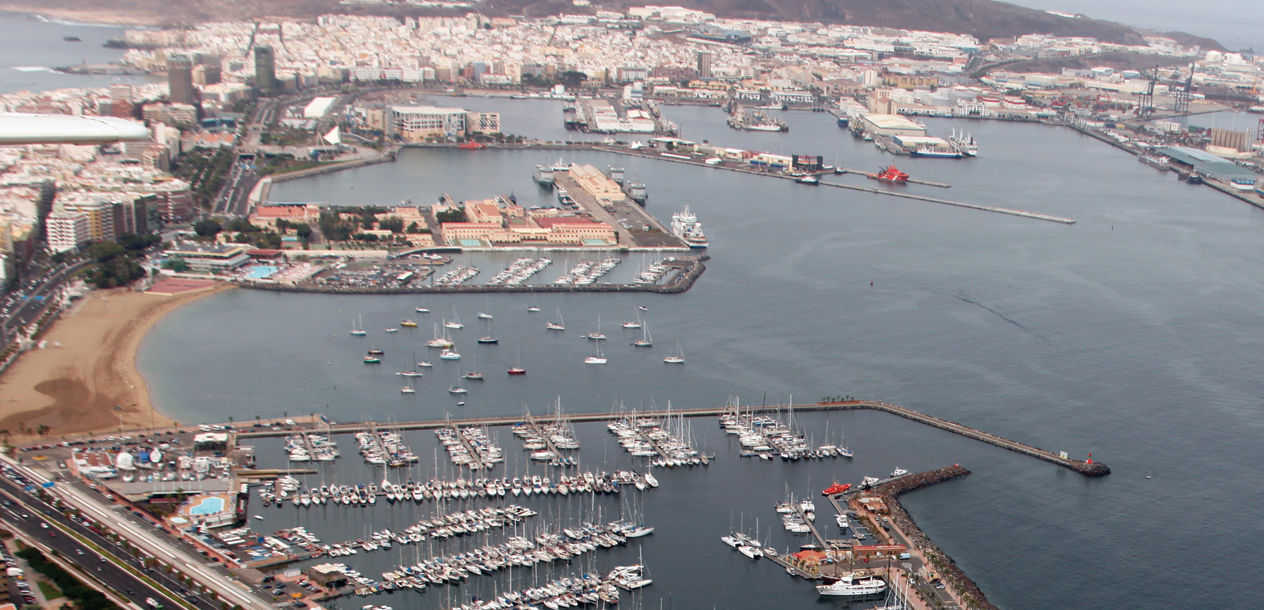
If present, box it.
[870,164,909,184]
[816,572,886,598]
[671,206,709,248]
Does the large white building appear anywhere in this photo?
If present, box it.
[46,210,91,253]
[386,106,500,142]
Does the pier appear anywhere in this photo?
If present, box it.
[234,400,1108,477]
[594,145,1077,225]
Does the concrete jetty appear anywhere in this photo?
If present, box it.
[233,399,1108,477]
[818,179,1077,224]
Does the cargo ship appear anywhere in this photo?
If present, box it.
[870,164,909,183]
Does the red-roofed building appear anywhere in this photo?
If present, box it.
[247,249,285,260]
[249,204,320,229]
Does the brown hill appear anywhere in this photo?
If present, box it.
[0,0,1223,50]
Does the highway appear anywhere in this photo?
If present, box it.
[1,260,86,347]
[0,457,272,610]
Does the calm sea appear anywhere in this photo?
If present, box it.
[138,103,1264,608]
[0,11,153,94]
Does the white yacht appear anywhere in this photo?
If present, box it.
[816,572,886,598]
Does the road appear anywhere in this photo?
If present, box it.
[0,457,272,610]
[1,261,86,346]
[0,494,182,609]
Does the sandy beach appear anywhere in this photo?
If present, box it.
[0,283,232,440]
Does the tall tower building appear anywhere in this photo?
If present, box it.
[167,53,195,105]
[255,45,277,94]
[697,51,713,79]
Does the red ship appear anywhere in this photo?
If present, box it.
[870,164,909,183]
[821,482,852,496]
[457,141,486,150]
[507,367,526,375]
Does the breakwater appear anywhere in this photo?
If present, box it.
[591,146,1078,225]
[869,465,999,610]
[232,399,1109,477]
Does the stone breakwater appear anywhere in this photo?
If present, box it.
[874,465,999,610]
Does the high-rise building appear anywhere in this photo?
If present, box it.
[167,53,195,105]
[59,199,117,242]
[697,51,713,79]
[255,45,277,94]
[46,210,91,253]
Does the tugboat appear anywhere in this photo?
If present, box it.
[870,164,909,184]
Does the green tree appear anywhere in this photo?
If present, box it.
[379,216,404,233]
[293,223,312,239]
[194,218,222,238]
[435,208,466,223]
[560,70,588,89]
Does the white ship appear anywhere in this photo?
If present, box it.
[949,128,979,157]
[671,206,709,249]
[816,572,887,598]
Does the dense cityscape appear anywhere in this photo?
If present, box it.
[0,2,1263,609]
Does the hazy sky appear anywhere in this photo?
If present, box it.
[1005,0,1264,51]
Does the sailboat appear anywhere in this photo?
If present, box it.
[663,340,685,364]
[400,380,416,394]
[427,323,454,349]
[449,368,468,394]
[585,342,608,365]
[526,305,541,313]
[440,348,461,360]
[477,316,498,344]
[417,359,433,368]
[397,353,424,378]
[508,349,526,375]
[444,307,463,329]
[546,306,565,331]
[632,321,653,347]
[463,356,485,380]
[586,315,607,341]
[620,308,642,329]
[349,314,367,336]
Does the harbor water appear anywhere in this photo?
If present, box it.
[139,104,1264,608]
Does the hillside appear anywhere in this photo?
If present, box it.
[0,0,1223,50]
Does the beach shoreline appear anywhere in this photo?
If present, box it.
[0,282,232,441]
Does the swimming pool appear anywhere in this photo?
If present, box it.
[244,265,279,280]
[189,496,225,516]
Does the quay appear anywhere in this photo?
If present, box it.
[593,145,1077,225]
[234,399,1108,477]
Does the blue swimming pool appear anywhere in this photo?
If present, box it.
[244,265,278,280]
[189,496,225,516]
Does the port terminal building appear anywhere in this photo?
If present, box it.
[858,114,927,137]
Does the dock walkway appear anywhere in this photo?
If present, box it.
[233,400,1108,477]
